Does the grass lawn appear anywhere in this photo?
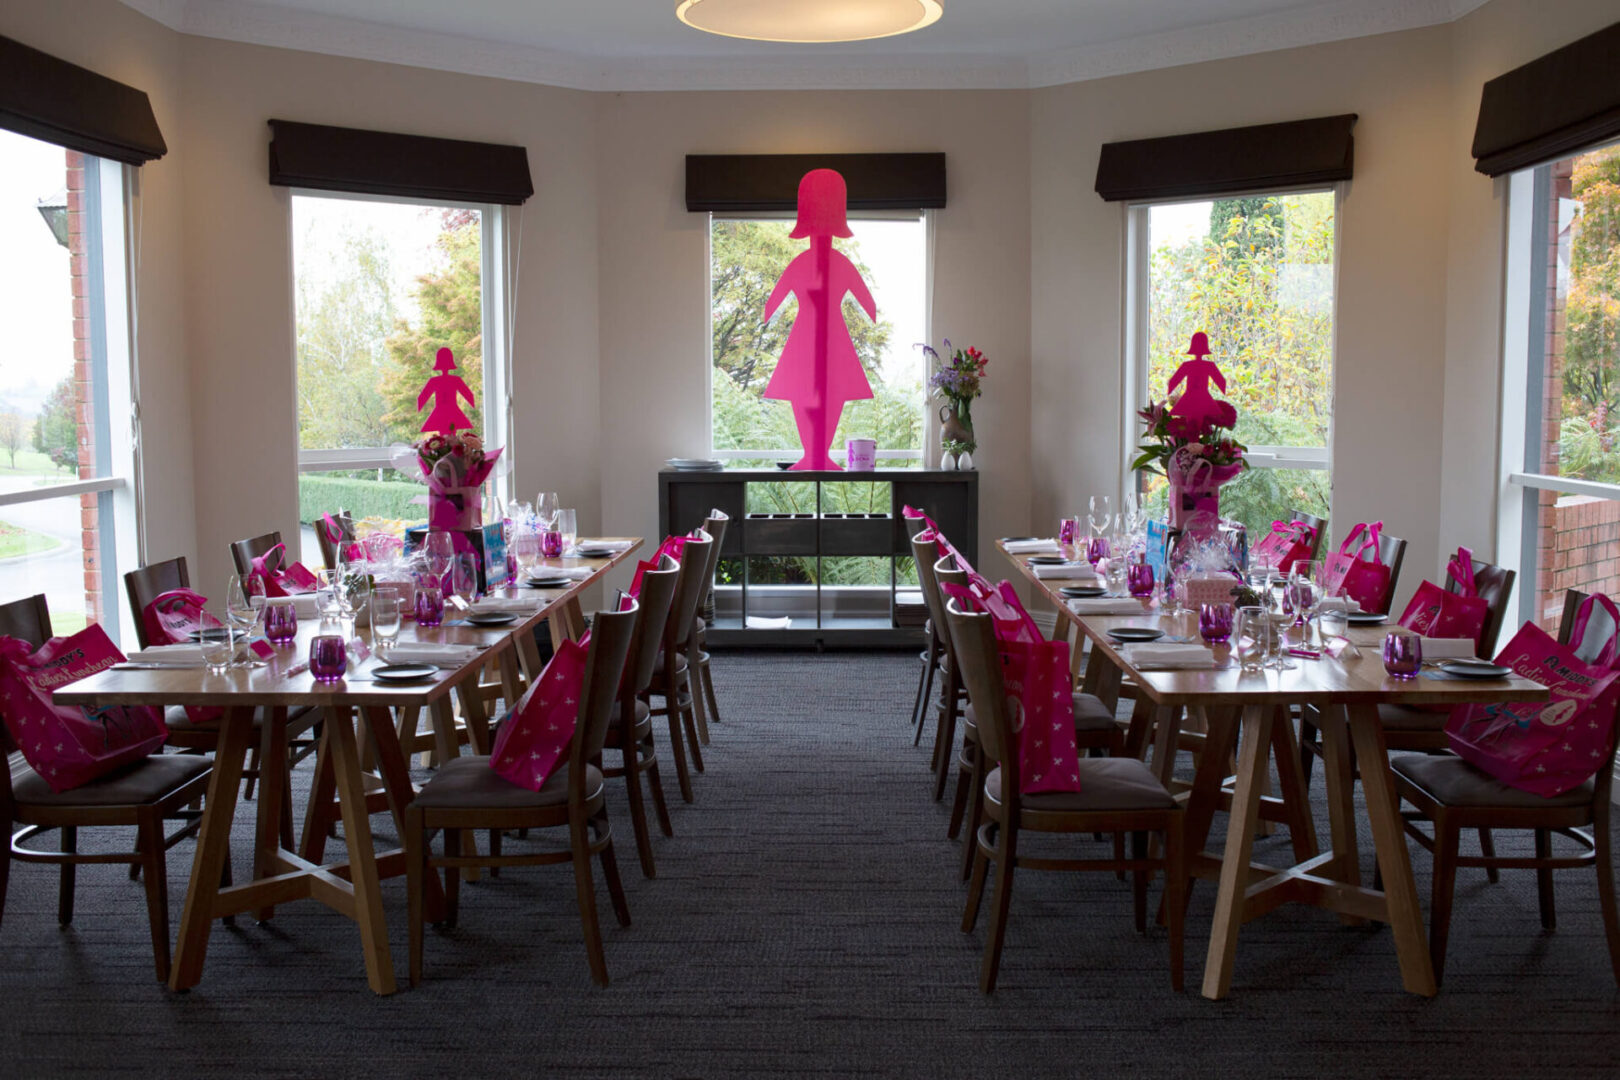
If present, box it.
[0,448,77,481]
[0,519,62,559]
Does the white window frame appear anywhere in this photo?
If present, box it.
[1121,185,1342,508]
[289,190,511,499]
[705,209,931,463]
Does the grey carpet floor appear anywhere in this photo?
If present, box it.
[2,650,1618,1079]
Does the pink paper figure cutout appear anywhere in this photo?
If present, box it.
[1166,331,1237,436]
[417,347,476,434]
[761,169,877,471]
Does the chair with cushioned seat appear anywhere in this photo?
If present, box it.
[1290,509,1329,562]
[642,532,714,804]
[0,593,215,982]
[405,601,639,987]
[942,596,1186,993]
[687,511,730,746]
[909,534,969,796]
[229,530,285,595]
[1391,588,1620,985]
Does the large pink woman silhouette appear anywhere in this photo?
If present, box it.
[1166,331,1238,436]
[762,169,877,471]
[418,347,476,434]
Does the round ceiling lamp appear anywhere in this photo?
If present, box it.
[675,0,943,44]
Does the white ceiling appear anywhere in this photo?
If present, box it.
[122,0,1491,90]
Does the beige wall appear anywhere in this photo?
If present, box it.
[4,0,1618,613]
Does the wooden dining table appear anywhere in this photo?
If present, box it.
[999,541,1548,1000]
[55,538,642,996]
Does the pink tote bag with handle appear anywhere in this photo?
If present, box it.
[141,588,223,647]
[1253,520,1316,573]
[490,636,589,791]
[1321,522,1394,614]
[1399,546,1488,649]
[1446,593,1620,797]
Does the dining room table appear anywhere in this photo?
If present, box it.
[998,540,1549,1000]
[54,537,642,996]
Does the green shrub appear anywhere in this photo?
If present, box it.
[297,474,427,524]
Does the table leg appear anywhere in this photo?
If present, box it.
[298,724,337,864]
[1202,703,1274,1000]
[456,674,493,755]
[429,697,460,766]
[1080,642,1108,697]
[324,704,397,995]
[1268,709,1318,861]
[1181,707,1240,855]
[1151,704,1184,788]
[515,625,545,686]
[1315,705,1361,891]
[363,705,446,924]
[1347,703,1437,997]
[550,596,587,650]
[168,706,254,992]
[498,641,525,708]
[254,707,291,922]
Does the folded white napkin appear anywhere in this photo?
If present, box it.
[385,643,485,668]
[470,597,542,614]
[252,594,322,619]
[1317,595,1364,613]
[572,539,634,554]
[125,644,207,667]
[1004,538,1061,554]
[1420,636,1478,659]
[1067,598,1149,615]
[745,615,792,630]
[527,566,594,582]
[1129,643,1216,670]
[1031,563,1100,580]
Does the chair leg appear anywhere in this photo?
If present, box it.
[933,700,959,802]
[701,658,721,727]
[1164,819,1186,992]
[1594,799,1620,986]
[1535,828,1557,930]
[57,825,76,926]
[406,815,426,987]
[958,752,984,883]
[962,825,991,933]
[1479,828,1500,883]
[912,637,937,742]
[571,820,610,987]
[442,828,461,928]
[1430,821,1461,986]
[1132,831,1149,933]
[1298,715,1318,793]
[0,819,8,932]
[487,829,502,878]
[643,736,675,837]
[243,746,260,801]
[681,693,704,774]
[137,815,171,982]
[979,826,1018,993]
[595,812,632,928]
[946,743,971,840]
[622,746,657,878]
[687,649,711,747]
[664,703,695,803]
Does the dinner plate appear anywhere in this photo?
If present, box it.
[525,577,572,589]
[466,611,518,627]
[1059,585,1108,598]
[999,536,1038,543]
[371,663,438,683]
[1025,555,1066,565]
[1348,612,1388,625]
[1107,627,1165,643]
[1438,659,1512,679]
[574,548,615,560]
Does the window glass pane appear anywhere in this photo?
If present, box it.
[1139,193,1336,536]
[296,467,425,565]
[710,216,926,456]
[0,130,129,640]
[292,196,483,452]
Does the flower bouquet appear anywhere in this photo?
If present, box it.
[413,429,502,531]
[924,339,987,464]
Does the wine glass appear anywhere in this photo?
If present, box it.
[1290,560,1325,639]
[225,574,259,635]
[536,491,561,530]
[342,568,371,624]
[423,530,456,581]
[452,552,480,604]
[1088,494,1112,540]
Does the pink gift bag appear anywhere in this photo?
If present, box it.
[489,637,589,791]
[1322,522,1394,614]
[0,625,168,792]
[1446,593,1620,796]
[246,542,319,597]
[1399,546,1488,650]
[1253,520,1316,573]
[942,579,1083,795]
[141,588,222,646]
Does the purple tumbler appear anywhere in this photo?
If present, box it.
[263,598,298,644]
[414,584,445,628]
[1127,561,1155,599]
[1199,602,1234,644]
[1383,632,1422,679]
[308,634,347,683]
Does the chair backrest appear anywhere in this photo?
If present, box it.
[312,511,355,571]
[697,511,730,617]
[1446,553,1516,658]
[933,554,969,667]
[0,594,53,758]
[1291,510,1329,562]
[124,557,190,649]
[572,601,639,791]
[909,533,945,635]
[625,556,679,696]
[904,514,930,541]
[664,532,714,652]
[231,531,284,583]
[1373,529,1408,615]
[942,597,1015,792]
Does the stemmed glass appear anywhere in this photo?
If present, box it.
[225,574,260,666]
[536,491,561,530]
[342,568,370,627]
[451,552,480,605]
[1289,559,1325,641]
[423,531,456,582]
[1088,494,1112,541]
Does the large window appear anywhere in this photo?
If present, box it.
[707,213,927,465]
[0,130,138,643]
[1499,140,1620,635]
[1126,191,1337,537]
[290,193,508,557]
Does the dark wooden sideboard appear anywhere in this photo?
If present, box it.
[659,468,978,647]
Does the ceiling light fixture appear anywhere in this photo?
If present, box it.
[675,0,942,44]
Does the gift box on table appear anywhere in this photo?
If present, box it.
[405,523,510,593]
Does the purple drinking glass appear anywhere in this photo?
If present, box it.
[414,584,445,628]
[263,599,298,644]
[1086,536,1111,565]
[1199,602,1234,644]
[1058,517,1078,546]
[1127,561,1155,599]
[308,634,347,683]
[1383,631,1422,679]
[541,528,564,559]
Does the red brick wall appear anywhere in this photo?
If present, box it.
[65,150,102,626]
[1544,496,1620,630]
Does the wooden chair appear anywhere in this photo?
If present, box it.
[312,510,355,571]
[0,593,214,982]
[405,601,639,986]
[1392,589,1620,985]
[904,514,940,735]
[1290,509,1329,562]
[942,597,1187,993]
[642,532,714,804]
[600,556,680,878]
[909,534,968,795]
[941,555,1128,880]
[688,511,730,745]
[1365,527,1409,616]
[230,530,285,587]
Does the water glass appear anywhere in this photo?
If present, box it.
[371,589,402,656]
[452,551,480,603]
[541,528,564,559]
[263,597,298,644]
[1235,606,1269,672]
[315,568,344,619]
[1105,559,1127,596]
[1127,561,1155,599]
[1383,631,1422,679]
[1199,602,1234,645]
[309,631,348,683]
[556,509,578,553]
[198,626,235,674]
[1320,606,1349,641]
[414,582,445,627]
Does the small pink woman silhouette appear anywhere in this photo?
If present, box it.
[418,347,476,434]
[1167,331,1237,434]
[762,169,877,471]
